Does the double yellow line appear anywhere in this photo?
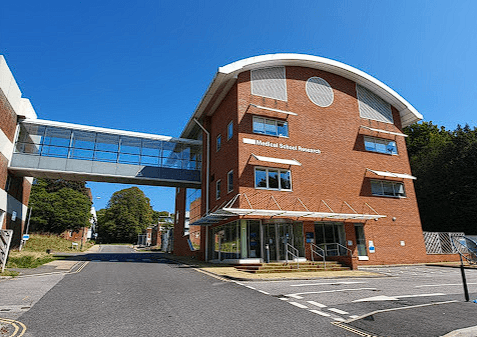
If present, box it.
[0,318,26,336]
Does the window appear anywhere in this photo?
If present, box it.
[371,180,405,197]
[253,117,288,137]
[255,167,292,191]
[216,134,222,152]
[227,170,233,193]
[364,136,398,155]
[227,121,233,141]
[216,180,221,200]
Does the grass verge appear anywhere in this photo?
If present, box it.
[6,251,56,269]
[22,234,94,253]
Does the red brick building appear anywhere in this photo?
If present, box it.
[0,56,37,247]
[174,53,434,267]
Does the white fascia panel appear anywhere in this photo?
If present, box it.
[360,126,408,137]
[251,153,302,166]
[22,119,202,145]
[0,128,14,163]
[250,104,297,116]
[367,169,416,180]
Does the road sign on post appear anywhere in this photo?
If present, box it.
[1,230,14,273]
[22,234,30,240]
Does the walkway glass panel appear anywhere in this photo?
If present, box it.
[10,120,202,187]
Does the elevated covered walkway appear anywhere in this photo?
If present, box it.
[9,119,202,188]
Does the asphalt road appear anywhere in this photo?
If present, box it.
[240,265,477,336]
[7,245,354,337]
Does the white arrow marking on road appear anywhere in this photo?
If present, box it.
[290,281,366,287]
[287,288,378,299]
[353,293,446,302]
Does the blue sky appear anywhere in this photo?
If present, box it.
[2,0,476,212]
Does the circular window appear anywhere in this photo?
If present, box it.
[306,77,334,107]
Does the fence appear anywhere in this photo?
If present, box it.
[423,232,465,254]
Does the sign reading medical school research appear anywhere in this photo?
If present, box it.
[242,138,321,154]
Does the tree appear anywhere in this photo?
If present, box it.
[96,187,154,243]
[405,122,477,234]
[29,178,92,234]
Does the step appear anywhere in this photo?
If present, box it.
[234,261,350,274]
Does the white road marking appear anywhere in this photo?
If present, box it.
[258,290,270,295]
[349,315,360,319]
[353,295,398,302]
[290,281,366,287]
[353,293,446,302]
[397,293,446,298]
[245,286,256,290]
[287,288,377,299]
[306,301,327,308]
[309,310,331,317]
[333,317,346,322]
[415,283,477,288]
[328,308,349,315]
[289,302,308,309]
[279,298,289,301]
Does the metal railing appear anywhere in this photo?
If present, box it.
[310,243,326,269]
[451,236,477,265]
[319,242,352,257]
[285,243,300,269]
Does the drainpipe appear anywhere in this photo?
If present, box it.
[193,118,210,261]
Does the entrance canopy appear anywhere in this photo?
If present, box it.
[189,193,386,226]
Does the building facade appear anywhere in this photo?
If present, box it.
[174,54,432,267]
[0,56,37,246]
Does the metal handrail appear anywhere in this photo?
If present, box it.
[310,243,326,268]
[320,242,352,257]
[451,236,477,265]
[285,243,300,269]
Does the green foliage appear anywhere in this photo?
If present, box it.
[405,122,477,233]
[6,254,56,268]
[96,187,154,243]
[29,179,92,234]
[22,233,93,252]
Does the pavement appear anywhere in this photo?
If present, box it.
[2,245,477,336]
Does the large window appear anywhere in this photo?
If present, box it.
[371,180,406,197]
[253,116,288,137]
[364,136,397,155]
[255,167,291,191]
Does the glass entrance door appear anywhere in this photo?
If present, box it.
[262,223,304,261]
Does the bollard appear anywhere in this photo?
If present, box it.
[265,244,270,263]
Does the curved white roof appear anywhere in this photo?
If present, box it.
[181,53,422,137]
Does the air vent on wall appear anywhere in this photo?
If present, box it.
[306,77,334,107]
[356,84,393,124]
[251,67,287,101]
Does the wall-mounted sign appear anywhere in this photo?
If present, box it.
[369,240,375,253]
[11,211,17,222]
[306,232,314,243]
[243,138,321,154]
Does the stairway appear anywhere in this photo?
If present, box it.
[234,261,350,274]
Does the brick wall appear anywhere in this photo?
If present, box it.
[193,65,430,265]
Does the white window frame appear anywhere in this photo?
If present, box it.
[252,116,289,138]
[227,121,233,141]
[254,167,292,191]
[216,134,222,152]
[370,179,406,198]
[216,179,222,200]
[227,170,233,193]
[364,136,398,155]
